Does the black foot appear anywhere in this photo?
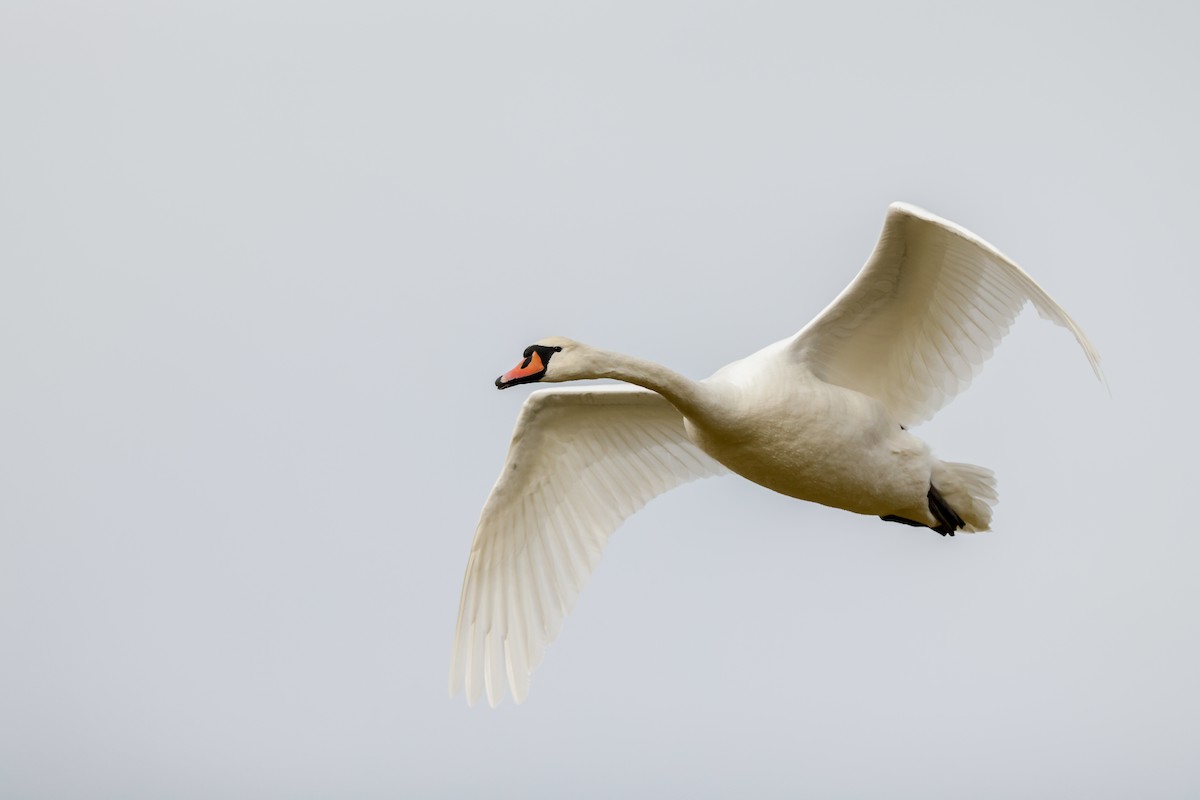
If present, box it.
[927,485,965,536]
[879,485,966,537]
[880,514,926,528]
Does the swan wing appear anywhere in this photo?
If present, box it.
[449,386,724,707]
[790,202,1104,426]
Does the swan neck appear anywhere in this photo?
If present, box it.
[594,349,706,415]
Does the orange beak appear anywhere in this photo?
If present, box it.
[496,350,545,388]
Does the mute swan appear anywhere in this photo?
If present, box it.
[450,202,1104,707]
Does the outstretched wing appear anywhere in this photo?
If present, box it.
[790,202,1104,426]
[449,386,724,707]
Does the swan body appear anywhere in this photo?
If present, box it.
[450,202,1104,707]
[683,371,935,520]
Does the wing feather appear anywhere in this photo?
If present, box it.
[450,386,725,707]
[791,203,1104,425]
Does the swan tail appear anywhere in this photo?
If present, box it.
[930,461,998,533]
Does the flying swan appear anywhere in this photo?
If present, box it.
[450,202,1104,707]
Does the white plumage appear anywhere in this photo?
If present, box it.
[449,389,724,707]
[450,202,1104,707]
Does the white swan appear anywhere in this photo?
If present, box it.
[450,202,1104,707]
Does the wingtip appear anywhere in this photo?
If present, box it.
[1086,350,1110,394]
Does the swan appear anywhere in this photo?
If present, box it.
[449,202,1104,707]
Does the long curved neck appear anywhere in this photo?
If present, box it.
[590,348,711,418]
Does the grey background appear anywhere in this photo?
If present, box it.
[2,2,1196,797]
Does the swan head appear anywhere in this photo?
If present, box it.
[495,337,588,389]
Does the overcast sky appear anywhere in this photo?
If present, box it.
[3,2,1198,798]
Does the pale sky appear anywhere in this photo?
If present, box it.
[2,2,1198,798]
